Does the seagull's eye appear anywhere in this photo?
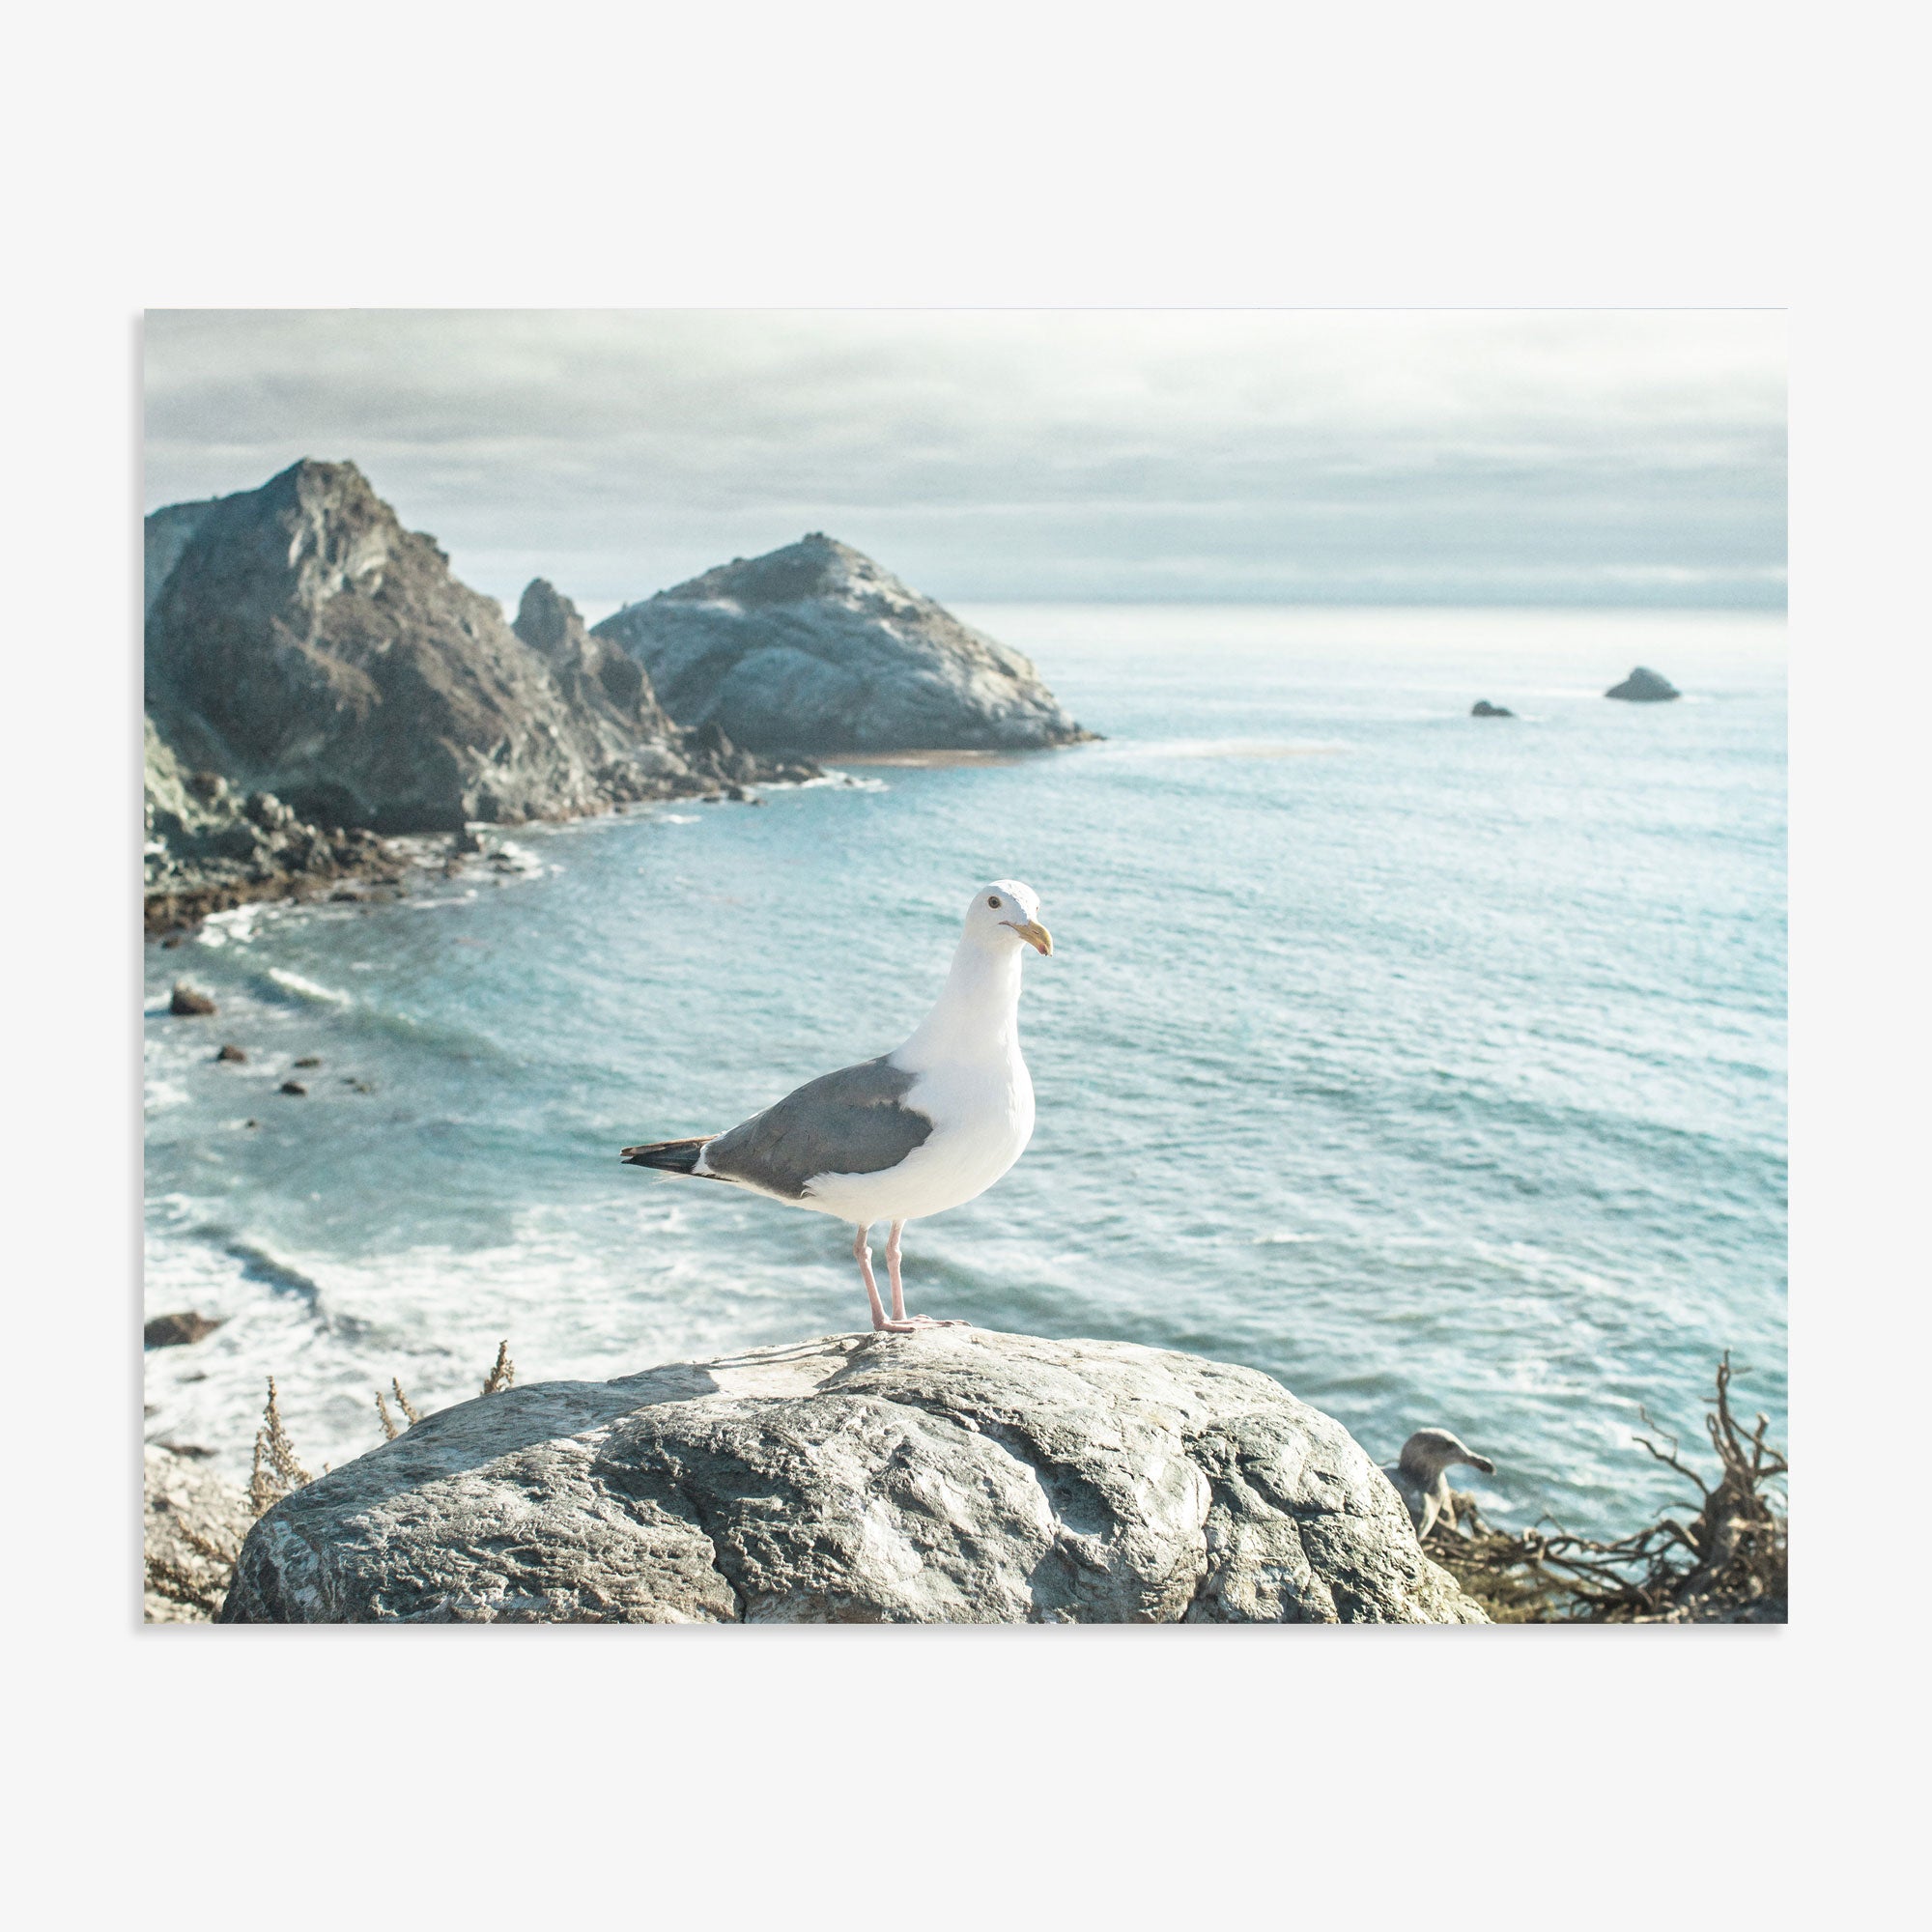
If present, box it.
[987,895,1003,909]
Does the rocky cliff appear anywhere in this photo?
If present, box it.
[145,460,722,834]
[143,464,817,926]
[221,1326,1484,1624]
[513,575,668,734]
[143,498,217,618]
[593,534,1095,755]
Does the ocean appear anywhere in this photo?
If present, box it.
[142,605,1786,1541]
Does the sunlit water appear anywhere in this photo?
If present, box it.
[143,606,1786,1539]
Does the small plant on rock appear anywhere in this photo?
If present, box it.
[481,1340,516,1394]
[247,1377,311,1517]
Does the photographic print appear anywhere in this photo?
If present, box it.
[140,309,1786,1625]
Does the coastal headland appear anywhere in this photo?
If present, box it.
[144,463,1093,933]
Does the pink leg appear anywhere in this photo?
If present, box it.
[884,1219,967,1330]
[853,1223,890,1332]
[887,1219,908,1323]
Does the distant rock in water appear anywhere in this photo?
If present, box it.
[145,460,690,834]
[144,1311,225,1350]
[1605,666,1681,702]
[168,980,215,1016]
[593,533,1096,754]
[1470,700,1515,718]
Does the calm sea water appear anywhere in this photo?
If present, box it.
[143,606,1786,1539]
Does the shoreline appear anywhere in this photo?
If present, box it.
[144,770,815,942]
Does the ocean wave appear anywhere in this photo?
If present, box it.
[266,967,352,1006]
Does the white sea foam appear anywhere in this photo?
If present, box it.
[199,901,280,947]
[267,968,351,1005]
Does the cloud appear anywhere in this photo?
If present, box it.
[143,309,1784,609]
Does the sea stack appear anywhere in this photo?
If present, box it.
[594,533,1095,755]
[1605,666,1681,702]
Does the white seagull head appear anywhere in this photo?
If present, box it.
[965,879,1052,956]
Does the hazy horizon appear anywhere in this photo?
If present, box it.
[144,309,1785,616]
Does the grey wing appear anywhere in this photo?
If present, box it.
[702,1055,934,1200]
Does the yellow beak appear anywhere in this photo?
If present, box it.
[1009,920,1053,956]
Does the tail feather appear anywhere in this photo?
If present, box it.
[619,1134,715,1174]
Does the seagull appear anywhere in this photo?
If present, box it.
[620,880,1053,1333]
[1381,1430,1496,1539]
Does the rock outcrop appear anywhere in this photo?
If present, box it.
[1470,699,1515,718]
[143,713,395,932]
[594,534,1095,755]
[1605,666,1681,702]
[221,1327,1484,1625]
[512,576,661,728]
[145,460,709,834]
[143,464,818,927]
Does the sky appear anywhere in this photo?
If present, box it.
[144,309,1784,616]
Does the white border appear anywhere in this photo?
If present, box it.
[10,0,1917,1918]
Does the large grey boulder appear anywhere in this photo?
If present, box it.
[145,460,701,834]
[593,534,1096,755]
[221,1327,1485,1624]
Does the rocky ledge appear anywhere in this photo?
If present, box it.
[220,1327,1483,1624]
[594,534,1097,756]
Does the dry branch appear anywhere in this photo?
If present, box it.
[1422,1353,1786,1624]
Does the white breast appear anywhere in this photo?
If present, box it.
[802,1050,1034,1225]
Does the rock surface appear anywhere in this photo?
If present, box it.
[143,498,217,617]
[1470,699,1515,718]
[221,1327,1484,1625]
[1605,665,1681,702]
[146,1446,253,1623]
[594,534,1096,755]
